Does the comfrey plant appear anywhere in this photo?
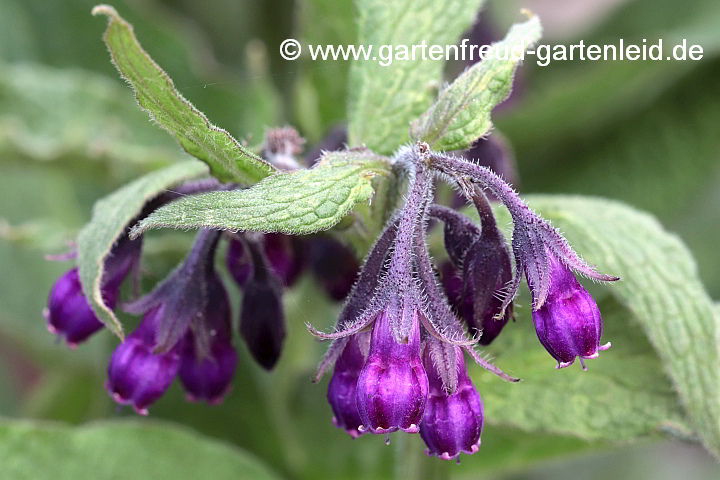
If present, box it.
[42,3,720,467]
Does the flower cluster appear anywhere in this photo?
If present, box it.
[310,143,618,460]
[45,196,358,415]
[44,139,617,458]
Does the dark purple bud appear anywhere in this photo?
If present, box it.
[439,261,464,309]
[327,333,368,438]
[180,334,236,405]
[462,235,513,346]
[106,305,181,414]
[46,268,106,347]
[309,237,359,301]
[240,276,286,371]
[420,346,484,460]
[532,252,610,369]
[263,233,306,287]
[226,237,252,287]
[179,274,236,404]
[356,305,429,434]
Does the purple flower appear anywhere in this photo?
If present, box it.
[263,233,305,287]
[106,305,181,415]
[46,268,107,348]
[327,334,368,438]
[179,274,236,404]
[531,252,610,369]
[420,345,484,460]
[46,237,141,347]
[356,305,429,434]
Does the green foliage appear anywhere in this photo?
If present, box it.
[92,5,275,184]
[347,0,485,154]
[479,196,719,455]
[0,62,179,169]
[411,14,541,151]
[132,151,391,237]
[0,419,281,480]
[76,161,209,338]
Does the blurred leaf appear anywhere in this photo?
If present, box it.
[0,419,282,480]
[93,5,275,183]
[133,151,391,236]
[348,0,485,154]
[0,62,180,168]
[293,0,356,141]
[411,14,541,151]
[76,161,209,338]
[475,196,718,455]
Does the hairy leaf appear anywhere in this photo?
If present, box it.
[76,161,209,338]
[472,196,718,455]
[348,0,485,154]
[92,5,275,183]
[131,151,390,236]
[0,419,281,480]
[411,13,541,151]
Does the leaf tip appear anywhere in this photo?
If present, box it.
[91,4,118,18]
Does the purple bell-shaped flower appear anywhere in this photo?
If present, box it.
[327,333,368,438]
[356,305,429,434]
[420,345,484,460]
[106,305,181,415]
[531,251,610,369]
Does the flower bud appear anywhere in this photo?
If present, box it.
[46,268,106,347]
[356,306,429,434]
[240,279,285,370]
[327,334,367,438]
[106,305,181,414]
[309,237,359,301]
[531,252,610,369]
[420,346,484,460]
[263,233,305,287]
[179,275,236,404]
[46,237,141,347]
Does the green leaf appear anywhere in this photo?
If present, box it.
[411,13,542,151]
[347,0,485,154]
[131,151,391,237]
[476,196,718,455]
[293,0,356,142]
[0,419,282,480]
[76,161,209,339]
[91,5,275,183]
[0,62,182,169]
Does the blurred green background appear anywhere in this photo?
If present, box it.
[0,0,718,479]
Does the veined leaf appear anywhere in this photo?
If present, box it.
[92,5,275,183]
[411,12,541,151]
[131,151,391,237]
[348,0,485,154]
[76,161,209,339]
[0,419,282,480]
[474,196,719,456]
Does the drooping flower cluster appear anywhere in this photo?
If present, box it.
[45,192,358,415]
[310,143,618,459]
